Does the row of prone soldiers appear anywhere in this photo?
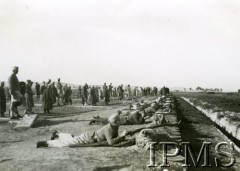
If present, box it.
[37,94,178,148]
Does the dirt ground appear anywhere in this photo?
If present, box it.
[1,95,240,171]
[0,96,165,171]
[176,98,240,171]
[174,92,240,113]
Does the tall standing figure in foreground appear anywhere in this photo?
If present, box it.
[8,66,23,119]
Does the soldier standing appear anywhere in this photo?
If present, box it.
[8,66,23,119]
[57,78,63,106]
[25,80,34,114]
[0,81,6,117]
[35,82,40,98]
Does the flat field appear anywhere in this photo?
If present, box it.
[174,92,240,113]
[0,93,166,171]
[1,91,240,171]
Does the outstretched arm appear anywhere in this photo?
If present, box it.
[70,130,128,147]
[69,136,126,148]
[105,130,126,145]
[113,138,136,147]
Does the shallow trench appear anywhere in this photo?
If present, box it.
[176,97,240,171]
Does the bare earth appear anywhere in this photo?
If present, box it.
[1,96,239,171]
[0,97,160,171]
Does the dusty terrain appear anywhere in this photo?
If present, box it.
[176,98,240,171]
[1,93,240,171]
[0,96,163,171]
[175,92,240,113]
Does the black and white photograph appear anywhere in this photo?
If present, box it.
[0,0,240,170]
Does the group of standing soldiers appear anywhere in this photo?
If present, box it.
[0,66,170,119]
[79,83,112,106]
[77,84,164,104]
[78,83,132,106]
[3,66,34,119]
[37,78,73,114]
[0,67,74,119]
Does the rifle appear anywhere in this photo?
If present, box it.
[126,121,180,136]
[69,121,180,148]
[69,141,109,148]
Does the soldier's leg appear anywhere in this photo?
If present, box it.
[62,96,66,105]
[9,96,14,118]
[57,96,60,106]
[28,105,32,113]
[10,95,18,118]
[0,112,4,117]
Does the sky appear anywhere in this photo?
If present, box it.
[0,0,240,91]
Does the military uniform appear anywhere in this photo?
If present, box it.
[57,82,63,105]
[8,73,23,118]
[0,86,6,117]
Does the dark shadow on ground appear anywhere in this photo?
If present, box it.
[176,98,236,171]
[33,119,91,128]
[38,110,97,119]
[177,99,235,171]
[92,164,132,171]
